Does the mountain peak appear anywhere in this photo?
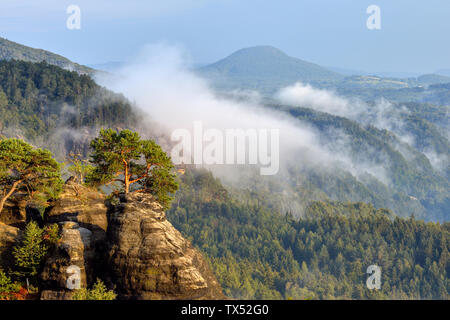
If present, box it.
[231,45,288,57]
[198,45,343,92]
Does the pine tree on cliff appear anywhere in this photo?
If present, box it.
[86,129,178,209]
[0,138,63,215]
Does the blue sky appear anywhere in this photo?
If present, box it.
[1,0,449,73]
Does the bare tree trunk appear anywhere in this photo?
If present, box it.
[124,161,130,194]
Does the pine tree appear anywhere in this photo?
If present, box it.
[0,138,63,214]
[12,221,47,279]
[86,129,178,209]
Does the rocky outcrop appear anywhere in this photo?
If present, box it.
[46,179,108,244]
[0,194,27,227]
[40,221,95,300]
[106,193,225,300]
[40,179,107,299]
[0,179,226,300]
[0,222,20,270]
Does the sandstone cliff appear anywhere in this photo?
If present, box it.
[46,180,108,244]
[0,179,225,300]
[106,192,225,300]
[0,222,20,270]
[0,193,37,228]
[37,180,108,299]
[40,221,95,300]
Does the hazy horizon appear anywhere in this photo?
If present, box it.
[1,0,450,74]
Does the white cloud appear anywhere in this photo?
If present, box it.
[95,44,415,215]
[277,82,355,117]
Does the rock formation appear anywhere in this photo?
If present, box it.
[38,179,105,300]
[0,179,225,300]
[0,194,27,227]
[106,192,225,300]
[46,179,108,244]
[40,221,95,300]
[0,222,20,270]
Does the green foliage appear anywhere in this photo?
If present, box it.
[65,152,94,184]
[169,169,449,300]
[12,221,47,279]
[0,59,136,157]
[270,104,449,221]
[87,129,178,209]
[42,223,60,245]
[105,192,120,206]
[72,279,116,300]
[0,37,93,74]
[0,138,63,214]
[141,138,179,209]
[12,221,59,281]
[0,269,22,300]
[87,129,142,189]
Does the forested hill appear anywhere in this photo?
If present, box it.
[0,37,93,75]
[198,46,343,92]
[0,60,136,157]
[0,57,448,301]
[0,59,447,221]
[198,46,450,103]
[274,105,449,221]
[169,169,449,300]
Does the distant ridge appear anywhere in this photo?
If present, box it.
[198,45,343,92]
[87,61,125,72]
[0,37,94,75]
[434,69,450,77]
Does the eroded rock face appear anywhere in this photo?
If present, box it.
[0,195,27,227]
[40,221,94,300]
[0,223,20,270]
[46,180,107,244]
[106,193,225,300]
[1,180,226,300]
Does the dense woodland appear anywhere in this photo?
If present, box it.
[0,60,136,157]
[0,59,448,300]
[0,37,93,75]
[169,169,449,299]
[270,104,449,221]
[0,60,447,221]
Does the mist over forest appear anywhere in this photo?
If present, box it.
[0,6,448,301]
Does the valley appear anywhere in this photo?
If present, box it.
[0,37,448,300]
